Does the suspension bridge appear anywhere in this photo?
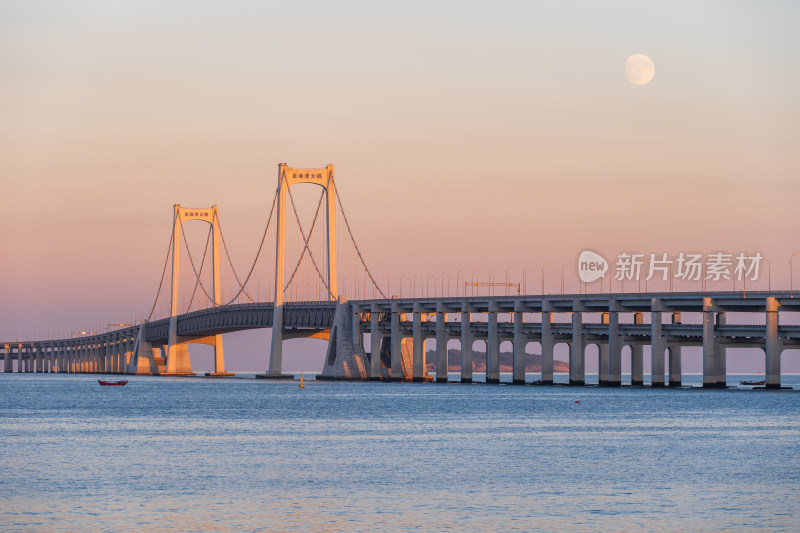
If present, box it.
[2,164,798,388]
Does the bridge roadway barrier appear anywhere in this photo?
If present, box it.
[2,292,798,389]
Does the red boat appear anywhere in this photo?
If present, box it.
[740,379,765,386]
[98,380,128,386]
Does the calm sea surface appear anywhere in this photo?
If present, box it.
[1,373,799,532]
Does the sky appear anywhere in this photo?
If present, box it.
[1,1,799,371]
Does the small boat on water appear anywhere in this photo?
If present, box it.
[740,379,765,386]
[98,380,128,386]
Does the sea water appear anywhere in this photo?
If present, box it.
[1,373,799,532]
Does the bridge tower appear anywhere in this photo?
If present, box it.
[266,164,338,377]
[164,204,229,376]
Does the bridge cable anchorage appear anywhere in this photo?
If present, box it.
[333,182,387,299]
[146,218,176,321]
[186,222,213,312]
[221,187,279,305]
[283,187,329,294]
[215,212,256,303]
[178,212,216,305]
[286,184,332,296]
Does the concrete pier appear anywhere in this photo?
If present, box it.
[512,304,526,384]
[412,305,425,382]
[390,304,403,381]
[570,308,584,386]
[486,304,500,384]
[540,309,553,385]
[631,313,644,386]
[765,297,781,389]
[460,305,473,383]
[435,305,448,383]
[607,303,621,387]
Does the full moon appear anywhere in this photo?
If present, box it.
[625,54,655,86]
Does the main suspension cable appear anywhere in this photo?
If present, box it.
[179,212,216,304]
[146,216,176,322]
[217,213,255,303]
[333,182,387,299]
[223,187,279,305]
[287,185,331,294]
[284,188,327,292]
[186,223,213,311]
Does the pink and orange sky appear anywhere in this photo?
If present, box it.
[2,1,798,369]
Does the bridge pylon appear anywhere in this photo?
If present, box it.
[163,204,232,376]
[262,164,338,379]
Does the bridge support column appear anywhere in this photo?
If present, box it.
[125,334,133,371]
[3,344,10,373]
[205,334,233,377]
[261,305,291,378]
[668,345,682,387]
[650,301,665,387]
[570,310,584,386]
[540,309,553,385]
[113,334,121,374]
[435,305,448,383]
[487,303,500,384]
[390,304,404,381]
[599,313,610,385]
[370,305,382,380]
[765,297,781,389]
[512,304,526,385]
[702,297,723,388]
[117,334,125,374]
[93,342,100,373]
[35,344,43,372]
[113,336,120,373]
[598,343,609,385]
[104,337,111,374]
[131,324,160,375]
[460,304,473,383]
[412,306,426,382]
[715,312,727,388]
[608,304,621,387]
[668,313,682,386]
[631,313,644,386]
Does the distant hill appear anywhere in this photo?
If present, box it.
[424,349,569,373]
